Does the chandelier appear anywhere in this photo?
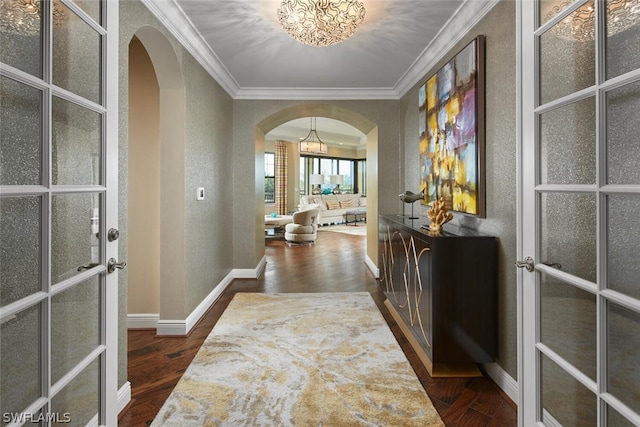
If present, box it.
[299,118,328,154]
[277,0,366,47]
[546,0,640,41]
[0,0,64,36]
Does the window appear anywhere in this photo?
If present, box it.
[265,152,275,203]
[299,155,364,195]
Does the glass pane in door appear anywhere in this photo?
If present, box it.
[0,76,42,186]
[52,96,101,185]
[607,301,640,414]
[539,97,596,185]
[0,0,43,78]
[51,357,100,425]
[51,193,100,284]
[539,0,595,105]
[540,97,596,184]
[539,0,574,26]
[51,276,100,383]
[0,304,41,415]
[607,194,640,299]
[541,353,597,425]
[540,192,597,282]
[541,273,596,380]
[607,405,636,426]
[74,0,101,24]
[52,0,101,105]
[605,0,640,79]
[0,196,42,307]
[606,80,640,185]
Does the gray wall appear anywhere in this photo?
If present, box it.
[119,0,234,388]
[400,0,518,379]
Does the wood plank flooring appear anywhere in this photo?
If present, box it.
[119,229,517,426]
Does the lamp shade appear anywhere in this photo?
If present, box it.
[310,174,324,185]
[330,175,344,185]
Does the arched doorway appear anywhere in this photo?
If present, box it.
[127,26,187,333]
[255,104,380,275]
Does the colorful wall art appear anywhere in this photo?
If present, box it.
[420,35,486,217]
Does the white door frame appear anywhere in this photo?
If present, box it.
[0,0,118,423]
[517,1,640,425]
[103,0,119,424]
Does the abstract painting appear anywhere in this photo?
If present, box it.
[420,36,486,217]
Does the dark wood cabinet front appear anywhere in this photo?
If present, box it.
[379,214,498,377]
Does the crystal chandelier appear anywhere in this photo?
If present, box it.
[0,0,64,36]
[546,0,640,41]
[277,0,366,47]
[299,118,328,154]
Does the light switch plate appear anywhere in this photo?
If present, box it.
[196,187,205,200]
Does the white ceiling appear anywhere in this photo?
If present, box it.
[267,117,366,148]
[142,0,497,145]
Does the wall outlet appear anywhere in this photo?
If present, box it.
[196,187,205,200]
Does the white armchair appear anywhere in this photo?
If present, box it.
[284,208,320,244]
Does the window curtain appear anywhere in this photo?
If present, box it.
[275,141,288,215]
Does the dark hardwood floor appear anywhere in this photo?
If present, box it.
[119,229,517,426]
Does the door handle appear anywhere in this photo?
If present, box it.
[77,262,100,271]
[515,256,535,272]
[107,258,127,274]
[542,261,562,269]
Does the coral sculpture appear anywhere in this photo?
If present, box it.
[426,197,453,234]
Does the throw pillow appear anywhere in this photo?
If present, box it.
[326,200,340,210]
[339,199,353,208]
[359,198,367,207]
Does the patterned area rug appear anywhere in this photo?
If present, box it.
[318,223,367,236]
[151,293,444,426]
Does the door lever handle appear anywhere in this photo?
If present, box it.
[107,258,126,274]
[542,261,562,269]
[77,262,100,271]
[515,256,535,272]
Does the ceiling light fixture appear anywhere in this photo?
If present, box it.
[546,0,640,41]
[299,117,328,154]
[277,0,366,47]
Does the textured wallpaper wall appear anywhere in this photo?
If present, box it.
[401,0,519,379]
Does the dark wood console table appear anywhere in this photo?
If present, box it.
[379,214,498,377]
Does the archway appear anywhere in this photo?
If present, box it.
[255,104,379,274]
[127,26,187,332]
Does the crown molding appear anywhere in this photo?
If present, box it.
[140,0,240,98]
[233,87,400,100]
[394,0,500,98]
[141,0,498,101]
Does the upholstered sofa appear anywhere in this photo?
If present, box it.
[298,193,366,226]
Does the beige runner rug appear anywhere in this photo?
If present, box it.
[151,292,444,426]
[318,224,367,236]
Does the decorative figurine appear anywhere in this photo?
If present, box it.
[426,197,453,234]
[399,190,425,219]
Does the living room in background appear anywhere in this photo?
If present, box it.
[300,154,361,195]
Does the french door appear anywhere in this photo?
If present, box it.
[0,0,119,425]
[520,0,640,425]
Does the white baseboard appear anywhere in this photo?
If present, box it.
[156,270,235,336]
[233,255,267,279]
[365,255,379,278]
[127,313,159,329]
[480,362,518,406]
[155,256,266,336]
[118,381,132,416]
